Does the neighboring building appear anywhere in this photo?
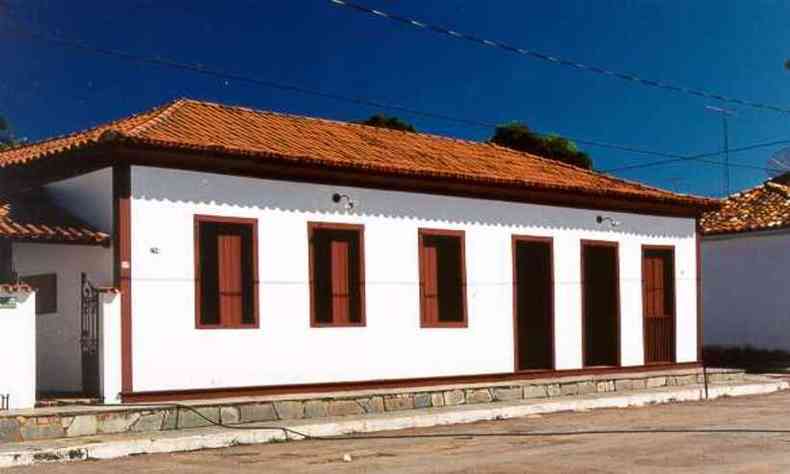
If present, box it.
[0,193,110,394]
[0,99,716,403]
[701,174,790,351]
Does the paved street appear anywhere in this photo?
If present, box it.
[10,389,790,473]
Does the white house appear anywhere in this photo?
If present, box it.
[0,99,716,404]
[701,174,790,351]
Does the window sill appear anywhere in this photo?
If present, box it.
[421,322,468,329]
[195,325,260,330]
[310,322,367,328]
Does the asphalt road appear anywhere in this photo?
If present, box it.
[10,389,790,473]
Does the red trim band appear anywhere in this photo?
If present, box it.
[120,362,701,403]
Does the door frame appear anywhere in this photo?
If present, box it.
[511,235,555,372]
[641,245,677,364]
[580,240,621,368]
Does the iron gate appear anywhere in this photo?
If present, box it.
[80,273,101,398]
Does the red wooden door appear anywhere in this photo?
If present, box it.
[217,233,243,326]
[643,249,675,363]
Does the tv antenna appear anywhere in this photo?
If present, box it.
[705,105,737,195]
[767,147,790,180]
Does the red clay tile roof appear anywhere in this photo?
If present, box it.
[0,99,716,209]
[0,283,32,293]
[0,193,110,245]
[700,177,790,235]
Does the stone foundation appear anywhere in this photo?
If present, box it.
[0,368,744,443]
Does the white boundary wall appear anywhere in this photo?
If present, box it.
[0,289,36,409]
[129,166,699,392]
[99,292,122,403]
[13,244,113,393]
[703,230,790,350]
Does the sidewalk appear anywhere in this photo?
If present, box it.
[0,375,786,469]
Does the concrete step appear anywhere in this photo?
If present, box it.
[0,376,786,469]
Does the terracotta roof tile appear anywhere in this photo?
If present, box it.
[0,193,110,245]
[0,283,32,293]
[0,99,715,209]
[700,177,790,235]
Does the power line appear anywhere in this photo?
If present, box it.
[603,139,790,173]
[691,139,790,160]
[0,21,696,162]
[330,0,790,115]
[0,18,783,175]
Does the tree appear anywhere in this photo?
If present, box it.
[0,116,15,150]
[490,122,592,169]
[359,114,416,132]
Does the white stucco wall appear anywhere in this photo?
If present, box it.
[13,243,113,392]
[0,290,36,410]
[129,166,699,392]
[45,167,114,234]
[703,230,790,350]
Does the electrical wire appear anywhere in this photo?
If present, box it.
[604,140,790,173]
[0,10,784,174]
[0,22,694,162]
[330,0,790,115]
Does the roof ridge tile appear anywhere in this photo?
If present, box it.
[124,99,188,136]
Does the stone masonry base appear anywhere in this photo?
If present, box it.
[0,367,743,443]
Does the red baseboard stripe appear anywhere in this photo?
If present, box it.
[121,362,701,403]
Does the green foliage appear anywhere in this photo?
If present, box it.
[0,116,12,150]
[491,122,592,169]
[0,116,19,150]
[359,114,416,132]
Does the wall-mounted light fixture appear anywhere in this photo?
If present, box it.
[332,193,355,210]
[596,215,621,227]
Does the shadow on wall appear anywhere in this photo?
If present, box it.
[705,345,790,373]
[132,168,694,238]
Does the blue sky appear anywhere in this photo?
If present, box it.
[1,1,789,197]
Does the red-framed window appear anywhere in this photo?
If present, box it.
[418,229,467,328]
[194,215,259,329]
[308,222,366,327]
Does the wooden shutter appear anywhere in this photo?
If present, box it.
[217,232,243,326]
[643,252,667,319]
[330,239,351,324]
[421,241,440,325]
[643,248,675,363]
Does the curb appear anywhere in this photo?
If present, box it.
[1,380,787,469]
